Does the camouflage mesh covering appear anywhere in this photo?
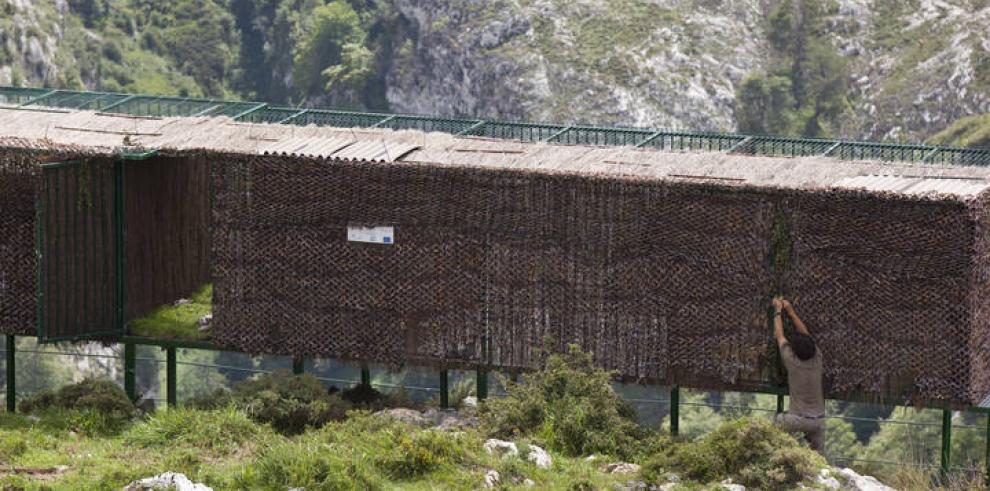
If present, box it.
[483,178,774,386]
[212,155,487,365]
[786,191,977,404]
[0,147,40,336]
[5,143,990,405]
[0,148,211,339]
[210,154,990,405]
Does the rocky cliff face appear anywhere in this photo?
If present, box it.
[2,0,988,143]
[383,0,990,141]
[0,0,65,87]
[829,0,990,141]
[385,0,766,132]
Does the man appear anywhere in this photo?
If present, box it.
[772,296,826,452]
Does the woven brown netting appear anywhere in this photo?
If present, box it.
[0,148,39,336]
[5,145,990,405]
[210,155,990,404]
[212,156,487,365]
[212,156,774,386]
[786,191,976,404]
[484,177,774,386]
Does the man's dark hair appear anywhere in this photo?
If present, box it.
[789,332,817,361]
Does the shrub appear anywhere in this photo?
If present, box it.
[18,379,137,432]
[340,383,385,408]
[183,388,233,410]
[377,430,464,479]
[481,345,646,459]
[231,370,351,434]
[644,417,825,490]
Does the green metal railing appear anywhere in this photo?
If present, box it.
[3,86,989,166]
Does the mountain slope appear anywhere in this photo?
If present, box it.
[1,0,988,143]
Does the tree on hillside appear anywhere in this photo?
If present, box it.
[164,1,238,97]
[735,0,851,137]
[291,1,371,106]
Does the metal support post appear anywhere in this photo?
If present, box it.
[477,368,488,400]
[124,342,136,402]
[166,347,177,408]
[941,409,952,479]
[361,364,371,387]
[440,370,449,409]
[984,415,990,488]
[292,357,304,376]
[777,393,785,414]
[670,385,680,436]
[5,335,15,412]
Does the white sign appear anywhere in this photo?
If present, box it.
[347,226,395,245]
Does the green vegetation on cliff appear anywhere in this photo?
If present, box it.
[735,0,851,138]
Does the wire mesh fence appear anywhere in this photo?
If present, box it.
[3,86,989,166]
[1,337,988,485]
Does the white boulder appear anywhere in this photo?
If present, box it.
[484,438,519,458]
[838,468,896,491]
[815,468,841,490]
[525,444,552,469]
[483,469,500,488]
[603,462,641,474]
[123,472,212,491]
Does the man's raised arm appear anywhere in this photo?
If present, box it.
[783,299,810,336]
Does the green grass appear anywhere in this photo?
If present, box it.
[928,113,990,148]
[129,284,213,341]
[0,408,642,490]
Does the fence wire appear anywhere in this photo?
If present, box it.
[0,342,987,481]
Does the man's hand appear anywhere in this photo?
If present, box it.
[772,296,787,348]
[782,299,793,312]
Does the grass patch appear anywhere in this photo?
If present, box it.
[928,113,990,148]
[125,406,268,454]
[129,284,213,341]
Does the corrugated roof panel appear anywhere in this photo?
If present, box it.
[833,175,990,197]
[333,139,419,162]
[259,136,355,158]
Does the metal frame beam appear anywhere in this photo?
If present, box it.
[166,346,177,407]
[456,120,487,136]
[231,103,268,121]
[277,109,309,125]
[370,115,397,128]
[820,141,842,157]
[726,136,754,153]
[635,130,667,148]
[543,125,574,143]
[5,335,14,412]
[99,95,137,113]
[18,89,58,107]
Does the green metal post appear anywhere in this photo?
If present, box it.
[476,368,488,400]
[985,415,990,488]
[941,409,952,479]
[439,370,449,409]
[777,393,785,413]
[5,335,15,412]
[124,342,136,402]
[361,364,371,387]
[166,347,177,408]
[670,386,680,436]
[292,357,304,376]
